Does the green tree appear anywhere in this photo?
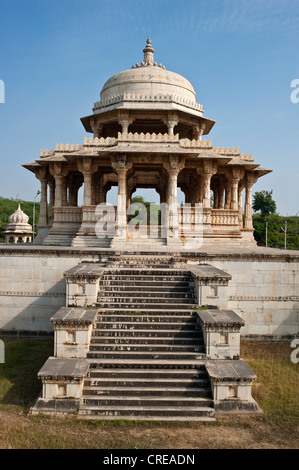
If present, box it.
[253,190,277,216]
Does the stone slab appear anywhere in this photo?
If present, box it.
[197,309,245,327]
[38,357,89,379]
[205,359,257,382]
[51,307,98,324]
[64,263,105,277]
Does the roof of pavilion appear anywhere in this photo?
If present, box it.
[22,135,272,176]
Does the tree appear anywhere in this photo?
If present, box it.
[253,190,276,216]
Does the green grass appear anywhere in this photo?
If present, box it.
[0,337,53,412]
[0,337,298,449]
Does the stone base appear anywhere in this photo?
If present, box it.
[33,227,51,245]
[30,395,80,416]
[213,398,262,415]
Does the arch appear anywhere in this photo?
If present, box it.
[17,236,23,243]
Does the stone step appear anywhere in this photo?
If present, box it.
[84,377,210,388]
[96,309,198,316]
[87,351,206,360]
[88,358,206,369]
[78,404,215,418]
[88,367,208,379]
[100,281,192,288]
[96,314,197,322]
[92,328,200,337]
[82,386,212,398]
[89,344,205,353]
[102,269,190,275]
[98,303,197,310]
[90,336,203,345]
[78,414,215,422]
[98,297,196,305]
[82,395,213,407]
[101,275,192,281]
[100,286,192,293]
[98,290,196,298]
[94,320,198,330]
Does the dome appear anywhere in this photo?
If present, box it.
[93,38,203,117]
[8,204,29,224]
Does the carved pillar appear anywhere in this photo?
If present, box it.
[243,173,257,229]
[165,112,178,136]
[77,158,98,207]
[225,176,231,210]
[118,110,134,134]
[39,178,48,226]
[68,184,79,207]
[54,175,63,208]
[35,167,48,227]
[218,178,225,209]
[229,167,244,211]
[49,163,69,210]
[163,156,185,238]
[112,155,133,239]
[238,184,244,228]
[200,161,217,209]
[48,179,55,225]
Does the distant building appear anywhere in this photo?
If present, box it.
[5,204,33,243]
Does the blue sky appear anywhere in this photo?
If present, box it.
[0,0,298,214]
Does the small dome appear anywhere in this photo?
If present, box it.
[9,204,29,224]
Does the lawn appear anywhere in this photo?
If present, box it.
[0,337,298,449]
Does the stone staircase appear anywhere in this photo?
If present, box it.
[78,267,215,420]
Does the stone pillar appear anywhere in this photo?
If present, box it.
[225,177,231,210]
[54,175,64,208]
[238,185,244,227]
[244,182,254,229]
[68,184,79,207]
[112,156,133,239]
[218,180,225,209]
[62,179,68,206]
[163,156,185,239]
[163,112,178,136]
[243,172,257,230]
[118,110,134,135]
[82,171,93,206]
[229,168,244,211]
[48,180,55,225]
[49,163,69,210]
[230,178,239,211]
[39,178,48,226]
[200,161,217,209]
[77,158,98,207]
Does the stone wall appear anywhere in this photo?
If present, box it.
[0,246,298,337]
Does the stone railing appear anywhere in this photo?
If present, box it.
[211,209,239,226]
[212,146,254,161]
[93,92,203,113]
[118,132,179,143]
[83,136,117,147]
[54,207,82,224]
[179,138,213,149]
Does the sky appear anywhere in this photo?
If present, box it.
[0,0,298,214]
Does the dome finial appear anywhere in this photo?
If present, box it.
[143,36,155,66]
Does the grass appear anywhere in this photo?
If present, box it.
[0,337,298,449]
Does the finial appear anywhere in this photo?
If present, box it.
[143,36,155,66]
